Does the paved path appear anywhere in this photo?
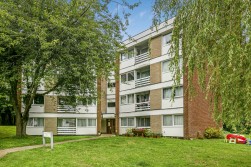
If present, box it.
[0,135,112,159]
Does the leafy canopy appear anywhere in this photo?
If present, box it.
[153,0,251,132]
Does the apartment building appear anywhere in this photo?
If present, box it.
[25,18,216,138]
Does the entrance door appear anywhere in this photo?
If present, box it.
[106,119,115,134]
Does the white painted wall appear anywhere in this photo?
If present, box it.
[107,87,115,95]
[162,97,183,109]
[107,107,115,113]
[120,58,135,69]
[29,105,44,113]
[162,72,173,82]
[162,126,184,137]
[120,104,135,113]
[120,81,135,91]
[77,106,97,113]
[26,127,44,135]
[162,44,172,56]
[76,127,96,135]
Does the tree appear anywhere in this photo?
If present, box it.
[153,0,251,132]
[0,0,138,137]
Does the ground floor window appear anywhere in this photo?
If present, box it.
[121,117,134,127]
[136,117,150,127]
[77,119,96,127]
[58,118,76,127]
[27,118,44,127]
[163,115,183,126]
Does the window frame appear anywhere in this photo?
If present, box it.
[120,117,135,127]
[121,71,134,83]
[163,115,183,127]
[163,32,172,45]
[163,87,183,99]
[136,117,150,127]
[27,118,44,127]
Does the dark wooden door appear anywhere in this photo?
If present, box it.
[106,119,115,134]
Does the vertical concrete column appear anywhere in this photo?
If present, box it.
[150,115,162,133]
[44,118,57,135]
[150,36,162,59]
[150,62,162,84]
[150,89,162,110]
[44,95,57,113]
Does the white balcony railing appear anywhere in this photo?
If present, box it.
[57,127,76,135]
[135,76,150,87]
[135,52,149,64]
[57,105,75,112]
[135,101,150,111]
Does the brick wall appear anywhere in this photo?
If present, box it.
[150,62,161,84]
[100,78,107,113]
[150,115,162,133]
[183,71,218,139]
[150,36,162,59]
[150,89,162,110]
[44,95,57,113]
[44,118,57,135]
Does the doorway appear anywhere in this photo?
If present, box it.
[106,119,115,134]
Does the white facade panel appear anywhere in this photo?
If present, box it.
[162,97,184,109]
[162,72,173,82]
[162,44,171,56]
[162,126,184,137]
[77,106,97,113]
[120,104,135,113]
[120,58,135,69]
[29,113,97,118]
[76,127,96,135]
[120,81,135,91]
[26,127,44,135]
[29,105,44,113]
[107,107,115,113]
[107,88,115,95]
[120,108,183,117]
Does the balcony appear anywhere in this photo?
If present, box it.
[135,76,150,87]
[135,101,150,111]
[135,52,149,64]
[57,105,76,112]
[57,127,76,135]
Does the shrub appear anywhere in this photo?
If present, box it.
[204,127,224,139]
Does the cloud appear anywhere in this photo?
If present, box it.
[139,11,146,18]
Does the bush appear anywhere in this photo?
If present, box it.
[204,127,224,139]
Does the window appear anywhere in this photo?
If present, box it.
[121,95,127,105]
[27,118,44,127]
[77,119,96,127]
[137,117,150,127]
[174,115,183,125]
[136,93,149,103]
[163,87,183,99]
[163,33,172,45]
[127,94,134,104]
[163,115,183,126]
[163,115,172,126]
[34,95,44,104]
[88,119,96,126]
[121,71,134,83]
[121,94,134,105]
[78,97,96,106]
[108,82,115,88]
[108,102,115,107]
[58,118,76,127]
[162,61,171,73]
[137,47,148,55]
[137,69,150,79]
[121,117,134,127]
[121,50,134,61]
[77,119,87,127]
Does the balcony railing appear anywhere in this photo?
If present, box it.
[135,101,150,111]
[57,127,76,135]
[135,52,149,64]
[57,105,75,112]
[135,76,150,87]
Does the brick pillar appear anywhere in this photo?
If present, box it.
[150,89,162,110]
[44,118,57,135]
[150,62,162,84]
[150,36,162,59]
[97,78,102,134]
[44,95,57,113]
[150,115,162,133]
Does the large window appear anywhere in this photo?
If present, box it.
[136,117,150,127]
[121,50,134,61]
[163,33,172,45]
[78,97,96,106]
[121,71,134,83]
[162,61,171,73]
[108,82,116,88]
[137,70,150,79]
[121,117,134,127]
[108,102,115,107]
[163,87,183,99]
[136,93,149,103]
[137,47,148,55]
[163,115,183,126]
[27,118,44,127]
[77,118,96,127]
[121,94,134,105]
[58,118,76,127]
[23,94,44,105]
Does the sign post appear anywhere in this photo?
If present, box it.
[42,132,54,149]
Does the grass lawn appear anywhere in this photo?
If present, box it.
[0,126,91,150]
[0,137,250,167]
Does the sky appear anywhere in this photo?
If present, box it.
[109,0,155,40]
